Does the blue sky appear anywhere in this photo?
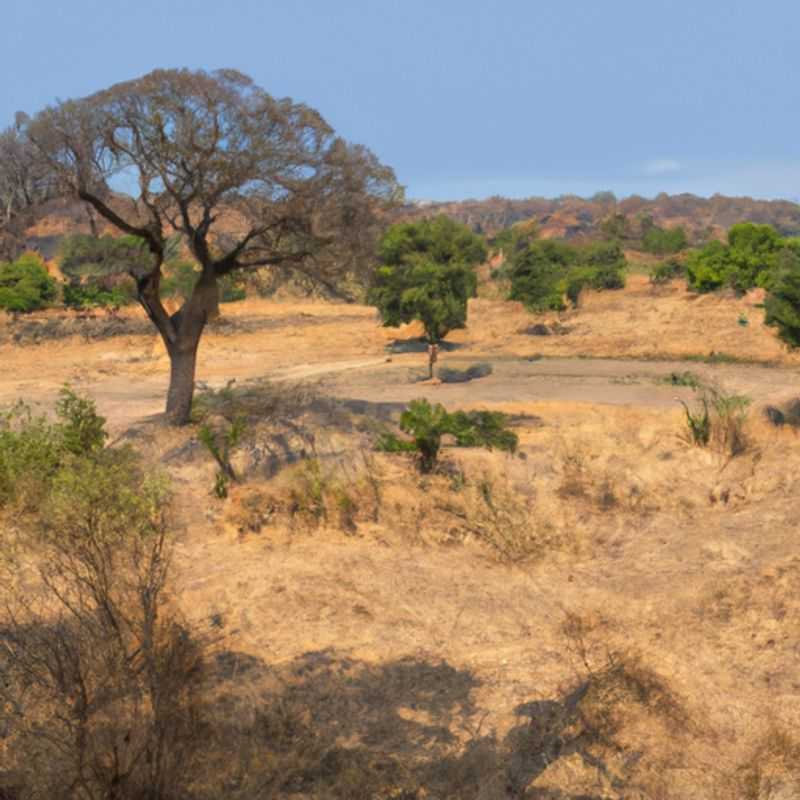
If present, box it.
[2,0,799,201]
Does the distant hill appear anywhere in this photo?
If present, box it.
[17,192,800,262]
[395,193,800,242]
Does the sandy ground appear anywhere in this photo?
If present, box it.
[2,280,800,796]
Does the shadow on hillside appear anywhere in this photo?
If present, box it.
[198,647,676,799]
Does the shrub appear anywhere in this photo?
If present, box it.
[650,258,686,285]
[220,274,247,302]
[0,443,203,800]
[0,387,108,509]
[686,222,789,294]
[641,225,688,255]
[198,415,246,497]
[508,239,626,311]
[62,278,136,309]
[681,387,751,456]
[680,395,711,447]
[0,253,58,312]
[377,398,518,473]
[58,233,147,309]
[507,239,576,311]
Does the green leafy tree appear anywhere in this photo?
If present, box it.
[25,68,399,424]
[370,216,485,376]
[371,256,478,344]
[379,215,487,269]
[491,218,538,259]
[0,252,57,312]
[507,240,577,311]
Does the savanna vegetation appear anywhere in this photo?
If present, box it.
[4,60,800,800]
[4,68,400,423]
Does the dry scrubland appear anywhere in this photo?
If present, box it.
[3,276,800,797]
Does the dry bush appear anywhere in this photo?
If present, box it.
[228,450,384,537]
[0,454,209,800]
[556,444,646,515]
[718,729,800,800]
[459,475,556,563]
[191,376,323,425]
[681,385,752,458]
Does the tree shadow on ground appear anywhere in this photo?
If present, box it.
[196,647,684,799]
[388,337,464,354]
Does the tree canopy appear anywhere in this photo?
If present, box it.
[18,68,400,422]
[506,239,627,311]
[369,216,485,344]
[685,222,791,293]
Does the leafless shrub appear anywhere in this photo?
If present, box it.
[0,454,208,800]
[719,728,800,800]
[463,476,554,563]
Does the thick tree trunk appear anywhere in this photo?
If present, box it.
[165,342,199,425]
[137,267,218,426]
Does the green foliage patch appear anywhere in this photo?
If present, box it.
[0,387,108,510]
[507,239,627,311]
[370,216,486,343]
[685,223,793,294]
[377,398,518,473]
[0,253,58,312]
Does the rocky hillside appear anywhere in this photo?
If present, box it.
[398,193,800,241]
[18,192,800,261]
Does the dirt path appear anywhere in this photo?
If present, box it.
[2,350,798,432]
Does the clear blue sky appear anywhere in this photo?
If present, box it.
[3,0,799,201]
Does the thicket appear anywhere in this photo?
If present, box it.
[506,239,627,311]
[641,224,688,255]
[0,252,58,312]
[649,257,686,285]
[685,223,799,293]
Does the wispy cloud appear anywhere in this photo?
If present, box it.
[643,158,682,176]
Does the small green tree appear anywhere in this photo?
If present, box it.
[0,252,57,312]
[377,398,518,473]
[370,216,486,377]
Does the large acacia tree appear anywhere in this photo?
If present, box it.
[22,68,400,423]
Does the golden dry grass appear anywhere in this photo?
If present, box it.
[3,280,800,796]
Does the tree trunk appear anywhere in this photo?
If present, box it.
[165,343,199,425]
